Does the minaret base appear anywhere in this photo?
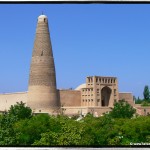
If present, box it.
[28,85,59,114]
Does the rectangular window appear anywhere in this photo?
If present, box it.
[114,89,116,96]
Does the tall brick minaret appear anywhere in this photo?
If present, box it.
[28,15,59,113]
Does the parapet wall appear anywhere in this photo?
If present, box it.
[0,90,135,116]
[134,105,150,116]
[62,106,111,117]
[0,90,81,112]
[0,92,28,111]
[58,90,81,107]
[119,92,134,106]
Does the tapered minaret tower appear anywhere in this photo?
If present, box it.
[28,15,59,113]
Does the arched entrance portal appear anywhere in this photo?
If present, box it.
[101,86,111,106]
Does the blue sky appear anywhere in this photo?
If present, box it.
[0,4,150,98]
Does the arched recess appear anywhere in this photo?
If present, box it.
[101,86,112,106]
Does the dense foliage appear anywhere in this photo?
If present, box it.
[135,85,150,105]
[135,97,143,104]
[0,101,149,146]
[143,85,150,101]
[109,99,136,119]
[8,101,32,121]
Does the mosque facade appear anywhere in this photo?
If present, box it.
[0,15,147,116]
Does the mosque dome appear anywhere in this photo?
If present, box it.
[75,83,86,90]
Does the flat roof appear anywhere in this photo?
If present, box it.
[87,76,117,78]
[0,91,28,95]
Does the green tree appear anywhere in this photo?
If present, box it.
[119,116,150,144]
[14,114,50,145]
[33,114,95,146]
[143,85,150,101]
[141,101,150,107]
[0,101,32,145]
[135,96,143,104]
[8,101,32,121]
[33,115,84,146]
[109,100,136,119]
[0,114,17,145]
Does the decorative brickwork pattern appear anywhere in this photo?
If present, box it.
[28,15,59,111]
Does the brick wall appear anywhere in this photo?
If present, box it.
[0,92,28,111]
[119,92,134,106]
[58,90,81,107]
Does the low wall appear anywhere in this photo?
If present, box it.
[0,92,28,111]
[62,106,112,117]
[134,106,150,116]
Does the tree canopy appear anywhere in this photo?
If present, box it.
[8,101,32,121]
[0,101,150,146]
[108,99,136,119]
[143,85,150,101]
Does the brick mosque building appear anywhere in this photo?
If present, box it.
[0,15,148,116]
